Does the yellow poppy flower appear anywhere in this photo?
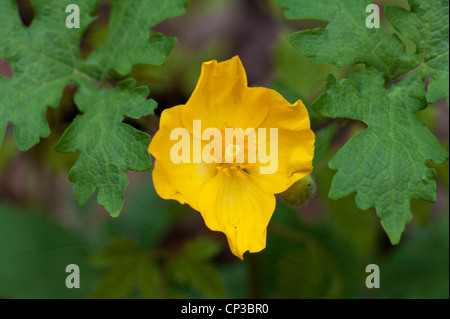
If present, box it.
[149,56,315,259]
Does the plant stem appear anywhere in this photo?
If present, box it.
[248,253,263,298]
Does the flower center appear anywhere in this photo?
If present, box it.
[215,126,255,179]
[226,144,240,157]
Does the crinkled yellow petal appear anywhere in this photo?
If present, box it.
[249,90,315,194]
[198,172,275,259]
[149,105,217,211]
[250,128,315,194]
[258,90,311,131]
[182,56,270,135]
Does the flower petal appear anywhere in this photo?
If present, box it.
[249,89,315,194]
[149,105,217,210]
[198,172,276,259]
[181,56,270,134]
[258,89,312,131]
[250,128,315,194]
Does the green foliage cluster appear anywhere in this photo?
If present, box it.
[278,0,449,243]
[1,165,447,298]
[0,0,187,216]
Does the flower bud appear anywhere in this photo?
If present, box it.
[280,174,317,207]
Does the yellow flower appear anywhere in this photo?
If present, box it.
[149,56,315,259]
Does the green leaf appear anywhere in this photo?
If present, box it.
[90,237,143,268]
[169,238,227,298]
[276,244,337,298]
[279,0,449,243]
[91,263,139,299]
[90,237,161,299]
[279,0,407,78]
[0,204,98,298]
[137,259,161,298]
[0,0,98,151]
[0,0,187,216]
[385,1,449,104]
[87,0,188,77]
[55,80,154,217]
[315,72,448,243]
[372,212,449,298]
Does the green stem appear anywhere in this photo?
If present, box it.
[248,253,263,298]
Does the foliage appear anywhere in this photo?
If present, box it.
[278,0,449,243]
[0,204,98,298]
[0,0,187,216]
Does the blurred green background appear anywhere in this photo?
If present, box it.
[0,0,448,299]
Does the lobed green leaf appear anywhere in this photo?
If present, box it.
[279,0,449,243]
[0,0,187,216]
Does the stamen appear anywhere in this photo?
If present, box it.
[214,125,258,179]
[236,170,248,179]
[222,166,231,177]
